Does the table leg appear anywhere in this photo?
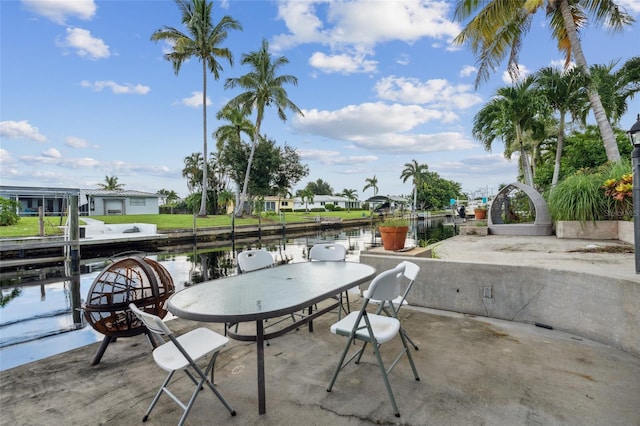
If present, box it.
[257,319,266,414]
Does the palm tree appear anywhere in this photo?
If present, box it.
[400,160,428,213]
[157,188,179,205]
[151,0,241,217]
[363,175,379,197]
[534,66,588,187]
[296,188,314,213]
[589,57,640,126]
[98,176,124,190]
[473,76,548,188]
[223,39,303,217]
[217,189,234,214]
[453,0,634,163]
[340,188,358,212]
[214,105,254,152]
[182,152,204,194]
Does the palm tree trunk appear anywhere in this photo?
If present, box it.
[517,125,534,187]
[551,111,566,187]
[558,0,620,162]
[412,181,417,213]
[198,61,208,216]
[236,113,263,216]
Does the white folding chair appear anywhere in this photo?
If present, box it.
[236,249,295,336]
[362,260,420,350]
[237,249,275,273]
[309,243,350,318]
[327,263,420,418]
[128,303,236,426]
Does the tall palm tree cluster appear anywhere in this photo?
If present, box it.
[472,57,638,190]
[455,0,638,191]
[152,0,304,217]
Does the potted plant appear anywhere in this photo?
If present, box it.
[474,205,487,220]
[378,217,409,250]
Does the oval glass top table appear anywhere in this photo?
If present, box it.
[168,261,376,415]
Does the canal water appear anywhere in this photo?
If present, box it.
[0,220,455,371]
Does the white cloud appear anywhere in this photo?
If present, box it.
[459,65,477,78]
[374,76,483,109]
[350,131,476,153]
[396,53,410,66]
[80,80,150,94]
[274,0,460,49]
[308,51,377,74]
[0,148,13,163]
[296,102,456,139]
[548,59,577,72]
[502,64,530,84]
[59,27,110,59]
[298,148,377,165]
[0,120,47,142]
[20,153,100,168]
[180,92,211,108]
[617,0,640,14]
[65,136,91,148]
[42,148,61,158]
[273,0,460,75]
[293,102,475,154]
[272,1,330,51]
[23,0,96,25]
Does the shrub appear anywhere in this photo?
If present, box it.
[0,197,20,226]
[601,160,632,220]
[547,160,630,222]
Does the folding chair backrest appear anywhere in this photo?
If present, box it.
[129,303,172,336]
[309,243,347,262]
[400,260,420,282]
[365,263,405,303]
[237,249,274,273]
[398,261,420,306]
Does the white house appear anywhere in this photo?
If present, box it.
[293,195,361,211]
[80,189,159,216]
[1,186,160,217]
[0,186,79,216]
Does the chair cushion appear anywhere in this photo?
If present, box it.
[330,312,400,344]
[153,327,229,372]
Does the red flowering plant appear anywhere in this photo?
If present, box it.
[602,173,633,220]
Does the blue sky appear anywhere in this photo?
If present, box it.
[1,0,639,201]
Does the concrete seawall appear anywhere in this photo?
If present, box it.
[361,237,639,357]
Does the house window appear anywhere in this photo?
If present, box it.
[265,201,275,211]
[282,201,289,206]
[130,198,146,206]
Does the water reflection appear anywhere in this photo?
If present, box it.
[0,220,455,370]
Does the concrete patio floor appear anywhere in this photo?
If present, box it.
[1,302,639,425]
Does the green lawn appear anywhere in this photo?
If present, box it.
[0,211,373,238]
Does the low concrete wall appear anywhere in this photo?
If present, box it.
[360,253,640,357]
[556,220,634,245]
[618,221,633,245]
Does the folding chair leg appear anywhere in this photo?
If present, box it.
[327,335,356,392]
[399,331,420,382]
[402,328,419,351]
[372,342,401,417]
[143,354,236,425]
[143,370,175,422]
